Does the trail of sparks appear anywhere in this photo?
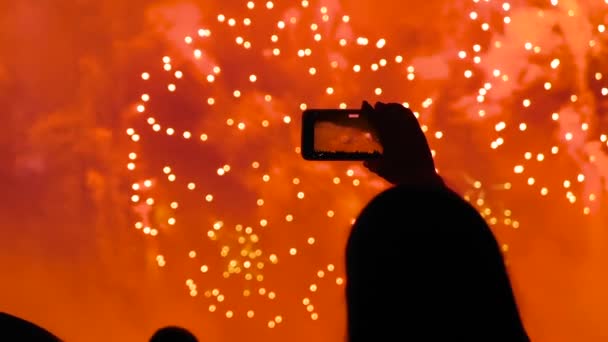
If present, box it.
[125,0,607,329]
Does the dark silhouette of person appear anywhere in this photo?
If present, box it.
[345,102,530,341]
[0,312,61,341]
[150,326,198,342]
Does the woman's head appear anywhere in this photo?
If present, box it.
[150,326,198,342]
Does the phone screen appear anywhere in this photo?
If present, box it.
[302,109,382,160]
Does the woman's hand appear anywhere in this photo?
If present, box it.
[362,101,442,187]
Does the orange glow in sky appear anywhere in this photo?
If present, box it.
[1,1,608,341]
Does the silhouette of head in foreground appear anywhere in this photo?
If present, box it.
[0,312,61,341]
[150,326,198,342]
[345,102,530,341]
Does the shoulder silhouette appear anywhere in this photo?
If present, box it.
[0,312,61,342]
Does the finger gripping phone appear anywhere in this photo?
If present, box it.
[301,109,382,161]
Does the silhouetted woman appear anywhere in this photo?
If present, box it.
[345,102,530,341]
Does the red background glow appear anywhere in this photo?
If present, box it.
[1,1,607,341]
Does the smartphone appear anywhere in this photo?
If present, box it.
[301,109,382,161]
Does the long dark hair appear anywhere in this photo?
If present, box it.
[345,185,530,341]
